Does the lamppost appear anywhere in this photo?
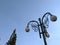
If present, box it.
[25,12,57,45]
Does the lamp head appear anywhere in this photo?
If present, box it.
[50,15,57,22]
[25,27,30,32]
[45,32,50,38]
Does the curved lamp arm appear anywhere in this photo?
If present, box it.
[25,20,42,38]
[42,12,52,23]
[42,12,57,23]
[27,20,39,27]
[25,20,39,32]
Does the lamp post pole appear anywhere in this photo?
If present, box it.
[25,12,57,45]
[39,18,47,45]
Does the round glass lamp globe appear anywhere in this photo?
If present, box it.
[45,32,50,38]
[25,27,30,32]
[50,15,57,22]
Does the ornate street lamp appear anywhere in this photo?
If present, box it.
[25,12,57,45]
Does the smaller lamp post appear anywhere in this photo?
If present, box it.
[25,12,57,45]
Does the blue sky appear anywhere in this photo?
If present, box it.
[0,0,60,45]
